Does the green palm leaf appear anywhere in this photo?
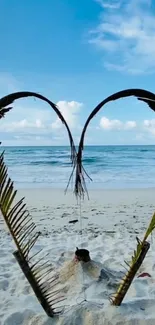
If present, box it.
[0,91,76,316]
[130,211,155,268]
[111,211,155,306]
[0,151,65,316]
[143,212,155,242]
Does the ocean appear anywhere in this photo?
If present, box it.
[1,145,155,190]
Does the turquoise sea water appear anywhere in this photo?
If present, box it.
[1,145,155,189]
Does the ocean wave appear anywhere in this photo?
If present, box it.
[2,145,155,189]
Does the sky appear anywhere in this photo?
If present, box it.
[1,0,155,146]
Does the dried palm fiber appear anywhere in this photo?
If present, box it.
[0,91,76,316]
[74,88,155,197]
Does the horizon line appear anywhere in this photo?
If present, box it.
[1,144,155,147]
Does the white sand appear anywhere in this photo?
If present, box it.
[1,188,155,325]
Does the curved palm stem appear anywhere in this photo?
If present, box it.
[75,88,155,196]
[0,91,77,164]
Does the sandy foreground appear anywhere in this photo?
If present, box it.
[1,188,155,325]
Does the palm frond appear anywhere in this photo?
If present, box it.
[131,238,142,264]
[75,88,155,196]
[0,151,65,317]
[143,212,155,242]
[111,210,155,306]
[0,91,76,165]
[110,239,150,306]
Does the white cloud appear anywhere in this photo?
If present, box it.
[100,117,122,130]
[100,116,137,130]
[0,118,45,132]
[0,74,83,133]
[143,118,155,135]
[95,0,121,9]
[0,99,83,146]
[144,119,155,128]
[51,100,83,130]
[125,120,137,130]
[90,0,155,74]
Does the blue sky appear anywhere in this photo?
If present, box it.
[1,0,155,145]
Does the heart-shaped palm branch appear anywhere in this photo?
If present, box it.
[75,88,155,197]
[0,151,65,316]
[0,91,76,164]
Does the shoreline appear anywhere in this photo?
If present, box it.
[15,186,155,191]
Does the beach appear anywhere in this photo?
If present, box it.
[1,0,155,321]
[1,187,155,325]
